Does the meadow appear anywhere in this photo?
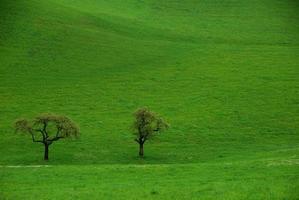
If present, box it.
[0,0,299,199]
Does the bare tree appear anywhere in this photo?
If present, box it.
[133,107,169,157]
[14,113,79,160]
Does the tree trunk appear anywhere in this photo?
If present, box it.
[44,144,49,161]
[139,142,144,157]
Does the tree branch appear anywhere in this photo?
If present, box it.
[48,136,64,142]
[42,121,48,138]
[33,129,46,142]
[55,127,62,138]
[30,133,43,143]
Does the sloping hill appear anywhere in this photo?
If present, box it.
[0,0,298,199]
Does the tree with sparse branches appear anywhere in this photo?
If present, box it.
[14,113,79,161]
[133,107,169,157]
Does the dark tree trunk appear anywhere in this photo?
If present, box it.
[44,144,49,160]
[139,142,144,157]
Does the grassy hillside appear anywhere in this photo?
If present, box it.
[0,0,299,199]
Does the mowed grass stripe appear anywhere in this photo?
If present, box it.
[1,160,298,199]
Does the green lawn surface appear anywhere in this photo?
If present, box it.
[0,0,298,199]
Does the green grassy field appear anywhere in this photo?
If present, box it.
[0,0,299,199]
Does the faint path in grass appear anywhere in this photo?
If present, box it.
[0,165,51,168]
[1,156,298,168]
